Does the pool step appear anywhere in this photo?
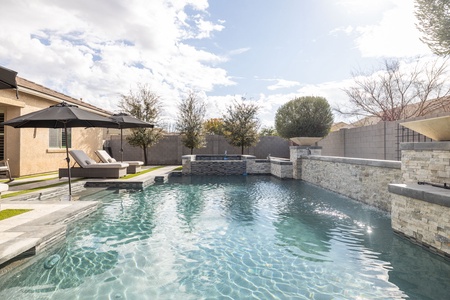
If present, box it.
[0,201,99,272]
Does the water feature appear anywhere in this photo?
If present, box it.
[0,176,449,299]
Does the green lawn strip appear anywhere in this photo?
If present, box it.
[7,178,59,187]
[120,166,165,179]
[0,172,58,184]
[2,179,83,199]
[0,209,33,221]
[173,166,182,171]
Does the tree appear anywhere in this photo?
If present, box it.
[222,100,260,154]
[120,84,164,165]
[176,91,206,154]
[259,126,278,136]
[204,118,224,135]
[338,58,450,121]
[275,96,333,139]
[415,0,450,56]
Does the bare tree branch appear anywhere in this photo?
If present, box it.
[337,57,450,122]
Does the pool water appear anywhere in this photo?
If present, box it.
[0,176,449,299]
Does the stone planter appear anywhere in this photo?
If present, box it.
[290,137,323,146]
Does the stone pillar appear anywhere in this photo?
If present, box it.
[241,155,256,174]
[181,155,195,175]
[290,146,322,179]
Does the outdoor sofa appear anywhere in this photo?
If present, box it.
[59,150,129,179]
[95,150,143,174]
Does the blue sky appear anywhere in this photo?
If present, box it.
[0,0,434,128]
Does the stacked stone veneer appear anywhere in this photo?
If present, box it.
[298,155,401,212]
[389,185,450,257]
[182,155,293,178]
[401,142,450,184]
[388,142,450,257]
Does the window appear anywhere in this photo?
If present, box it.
[49,128,72,148]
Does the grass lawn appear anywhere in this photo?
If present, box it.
[120,166,165,179]
[0,209,32,221]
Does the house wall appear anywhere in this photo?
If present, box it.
[1,88,106,177]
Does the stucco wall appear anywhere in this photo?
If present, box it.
[298,156,402,212]
[1,90,106,176]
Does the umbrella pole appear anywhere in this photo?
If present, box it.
[120,128,124,162]
[64,123,72,198]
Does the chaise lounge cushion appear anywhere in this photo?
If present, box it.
[70,150,129,169]
[95,150,143,166]
[95,150,143,174]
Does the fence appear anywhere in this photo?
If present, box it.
[107,135,290,165]
[319,113,445,161]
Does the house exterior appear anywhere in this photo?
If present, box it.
[0,76,113,177]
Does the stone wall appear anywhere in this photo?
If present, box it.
[401,142,450,184]
[389,184,450,257]
[182,155,246,175]
[387,141,450,257]
[270,159,293,179]
[298,156,402,212]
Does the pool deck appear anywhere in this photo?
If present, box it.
[0,165,179,272]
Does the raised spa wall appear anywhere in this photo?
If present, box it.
[181,155,293,178]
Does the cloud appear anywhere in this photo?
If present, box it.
[266,79,301,91]
[329,26,354,36]
[0,0,231,117]
[354,1,432,57]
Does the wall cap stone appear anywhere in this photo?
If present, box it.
[388,183,450,208]
[400,141,450,151]
[303,155,401,169]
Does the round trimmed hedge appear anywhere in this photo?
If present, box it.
[275,96,333,139]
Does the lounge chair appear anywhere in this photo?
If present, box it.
[0,159,13,182]
[58,150,129,179]
[95,150,143,174]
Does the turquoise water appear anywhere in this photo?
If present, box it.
[0,176,449,299]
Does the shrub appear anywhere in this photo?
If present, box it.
[275,96,333,138]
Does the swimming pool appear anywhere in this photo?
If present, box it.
[0,176,449,299]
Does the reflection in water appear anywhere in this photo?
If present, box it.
[0,176,449,299]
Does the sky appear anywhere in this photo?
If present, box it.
[0,0,435,129]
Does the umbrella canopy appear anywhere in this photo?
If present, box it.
[1,102,119,199]
[110,113,154,162]
[3,102,117,128]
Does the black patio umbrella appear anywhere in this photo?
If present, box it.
[110,113,154,162]
[1,102,119,199]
